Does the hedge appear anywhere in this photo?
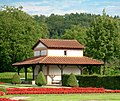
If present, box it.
[62,75,120,89]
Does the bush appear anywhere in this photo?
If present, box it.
[62,75,120,89]
[35,71,46,86]
[0,87,6,94]
[66,73,79,87]
[12,73,21,84]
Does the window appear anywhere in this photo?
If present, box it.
[34,51,41,56]
[64,50,67,56]
[34,50,47,56]
[41,50,47,56]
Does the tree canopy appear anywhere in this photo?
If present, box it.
[85,11,120,74]
[0,6,48,72]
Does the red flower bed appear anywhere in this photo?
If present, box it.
[0,91,4,96]
[105,90,120,93]
[6,87,106,95]
[0,98,23,101]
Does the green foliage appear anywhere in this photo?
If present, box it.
[85,11,120,63]
[61,25,87,44]
[0,87,6,94]
[12,73,21,84]
[35,71,46,86]
[34,13,98,38]
[66,73,79,87]
[62,74,120,89]
[85,11,120,74]
[0,6,49,72]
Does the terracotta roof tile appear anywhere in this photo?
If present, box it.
[13,56,104,66]
[12,56,44,66]
[32,39,84,49]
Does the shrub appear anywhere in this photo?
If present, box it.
[66,73,79,87]
[0,87,6,94]
[12,73,21,84]
[35,71,46,86]
[62,75,120,89]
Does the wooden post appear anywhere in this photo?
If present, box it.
[77,65,85,75]
[24,67,27,81]
[18,67,22,75]
[32,66,35,80]
[38,65,43,74]
[87,66,92,75]
[57,65,66,84]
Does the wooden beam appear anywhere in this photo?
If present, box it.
[38,65,43,74]
[17,67,22,75]
[24,67,27,81]
[47,65,49,76]
[57,65,66,76]
[57,65,66,84]
[87,66,92,75]
[32,66,35,80]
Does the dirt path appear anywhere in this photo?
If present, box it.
[10,96,30,100]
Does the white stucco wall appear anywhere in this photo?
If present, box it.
[48,49,64,56]
[49,65,61,75]
[64,66,81,75]
[34,65,81,84]
[67,50,83,57]
[48,49,83,57]
[34,65,47,76]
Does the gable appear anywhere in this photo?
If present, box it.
[34,42,47,50]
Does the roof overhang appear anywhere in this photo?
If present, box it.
[12,56,104,67]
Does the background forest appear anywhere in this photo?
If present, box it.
[0,6,120,75]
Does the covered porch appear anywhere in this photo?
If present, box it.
[12,56,104,85]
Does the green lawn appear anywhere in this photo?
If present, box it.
[0,93,120,101]
[0,72,120,101]
[0,72,32,83]
[0,72,32,79]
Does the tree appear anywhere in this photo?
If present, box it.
[61,25,87,44]
[35,71,47,86]
[85,10,120,75]
[0,6,49,72]
[46,14,65,38]
[66,73,79,87]
[12,73,21,84]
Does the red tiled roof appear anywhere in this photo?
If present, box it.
[32,39,84,49]
[12,56,104,66]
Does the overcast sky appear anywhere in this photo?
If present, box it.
[0,0,120,16]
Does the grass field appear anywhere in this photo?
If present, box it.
[0,72,32,79]
[0,93,120,101]
[0,72,120,101]
[0,72,32,83]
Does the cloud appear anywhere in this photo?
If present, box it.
[0,0,119,16]
[84,1,120,16]
[10,0,88,15]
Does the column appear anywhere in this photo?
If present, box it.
[57,65,66,84]
[87,66,92,75]
[38,65,43,74]
[24,67,27,81]
[77,65,84,75]
[32,66,35,80]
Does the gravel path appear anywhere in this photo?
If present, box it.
[10,96,30,100]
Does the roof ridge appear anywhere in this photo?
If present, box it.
[40,39,77,41]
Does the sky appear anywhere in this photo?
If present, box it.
[0,0,120,16]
